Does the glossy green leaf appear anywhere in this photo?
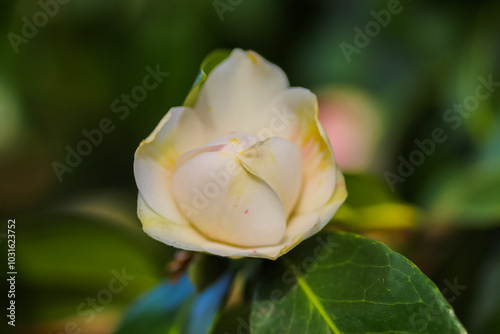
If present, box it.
[251,232,466,334]
[183,49,231,107]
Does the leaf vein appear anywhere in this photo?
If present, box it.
[283,258,342,334]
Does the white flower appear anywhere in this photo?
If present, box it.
[134,49,347,259]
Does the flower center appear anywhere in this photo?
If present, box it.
[171,132,303,247]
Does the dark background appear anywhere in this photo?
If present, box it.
[1,0,499,333]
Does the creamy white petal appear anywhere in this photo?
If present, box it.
[260,88,337,214]
[239,137,303,216]
[135,148,188,225]
[139,194,211,251]
[143,107,207,158]
[194,49,289,141]
[316,165,347,226]
[134,107,205,225]
[172,150,286,247]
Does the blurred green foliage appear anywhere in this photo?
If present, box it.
[1,0,499,333]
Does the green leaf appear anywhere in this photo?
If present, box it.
[183,49,231,108]
[251,232,466,334]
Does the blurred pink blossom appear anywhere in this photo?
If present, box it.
[318,87,383,172]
